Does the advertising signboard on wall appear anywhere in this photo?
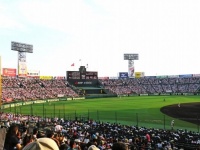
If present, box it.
[2,68,16,77]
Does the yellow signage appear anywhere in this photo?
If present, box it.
[39,76,53,80]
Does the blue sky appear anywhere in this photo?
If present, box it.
[0,0,200,77]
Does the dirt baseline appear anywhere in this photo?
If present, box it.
[160,102,200,125]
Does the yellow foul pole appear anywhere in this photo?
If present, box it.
[0,56,2,107]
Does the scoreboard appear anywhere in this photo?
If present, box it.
[67,71,80,79]
[67,71,98,80]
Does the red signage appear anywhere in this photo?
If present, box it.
[2,68,16,77]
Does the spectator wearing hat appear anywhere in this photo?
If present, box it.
[22,137,59,150]
[75,139,83,150]
[88,145,100,150]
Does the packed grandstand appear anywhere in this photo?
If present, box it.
[2,76,200,103]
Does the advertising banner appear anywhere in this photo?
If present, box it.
[98,77,109,79]
[18,62,27,77]
[145,76,156,78]
[27,70,40,77]
[39,76,53,80]
[168,75,179,78]
[135,72,145,78]
[54,76,65,79]
[109,77,118,79]
[2,68,16,77]
[67,79,98,87]
[156,75,168,78]
[119,72,129,78]
[179,74,193,78]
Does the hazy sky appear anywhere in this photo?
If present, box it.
[0,0,200,77]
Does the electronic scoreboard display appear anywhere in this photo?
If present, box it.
[67,71,80,79]
[67,71,98,80]
[85,71,98,79]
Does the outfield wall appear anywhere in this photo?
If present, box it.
[1,97,85,109]
[1,92,197,109]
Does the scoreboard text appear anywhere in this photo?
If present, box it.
[67,71,98,80]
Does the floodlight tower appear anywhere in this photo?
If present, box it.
[124,53,139,78]
[11,41,33,77]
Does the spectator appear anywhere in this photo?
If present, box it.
[32,128,38,141]
[171,120,175,130]
[46,130,61,148]
[88,145,100,150]
[22,137,59,150]
[22,134,34,147]
[4,124,22,150]
[68,139,81,150]
[112,142,128,150]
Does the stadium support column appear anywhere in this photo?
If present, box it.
[18,51,27,77]
[128,60,135,78]
[123,53,139,78]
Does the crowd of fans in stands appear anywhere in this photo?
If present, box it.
[100,77,200,95]
[2,78,79,103]
[2,76,200,103]
[1,114,200,150]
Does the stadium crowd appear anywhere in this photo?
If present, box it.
[2,77,79,103]
[100,77,200,95]
[1,114,200,150]
[2,76,200,103]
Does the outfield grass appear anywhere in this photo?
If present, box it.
[3,95,200,132]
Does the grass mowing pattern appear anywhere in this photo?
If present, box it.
[4,96,200,132]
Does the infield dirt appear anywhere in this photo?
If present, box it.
[160,102,200,125]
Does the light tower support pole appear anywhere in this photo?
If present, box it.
[11,41,33,77]
[124,53,139,78]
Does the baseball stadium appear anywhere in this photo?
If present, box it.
[0,45,200,150]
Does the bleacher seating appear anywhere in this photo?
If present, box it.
[2,76,200,103]
[99,77,200,95]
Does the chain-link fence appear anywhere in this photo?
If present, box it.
[2,103,199,133]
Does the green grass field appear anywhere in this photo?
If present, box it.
[3,95,200,132]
